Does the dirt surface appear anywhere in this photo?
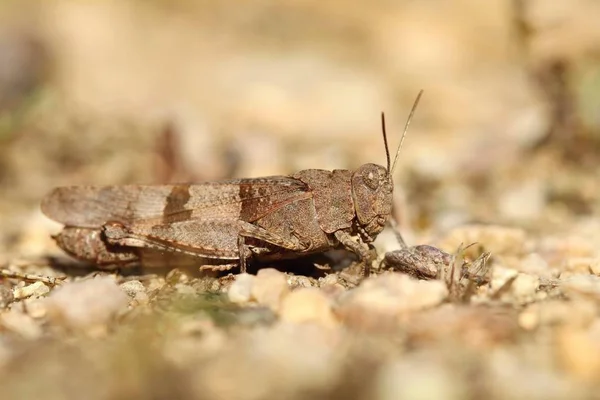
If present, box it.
[2,1,600,399]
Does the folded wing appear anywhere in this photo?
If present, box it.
[41,176,310,228]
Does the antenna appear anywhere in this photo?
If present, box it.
[390,89,424,174]
[381,112,391,172]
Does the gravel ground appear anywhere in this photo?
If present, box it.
[2,1,600,399]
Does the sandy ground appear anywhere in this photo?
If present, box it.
[1,0,600,398]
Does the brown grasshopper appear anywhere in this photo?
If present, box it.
[41,91,423,277]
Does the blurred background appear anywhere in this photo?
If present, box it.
[3,2,600,399]
[1,0,600,261]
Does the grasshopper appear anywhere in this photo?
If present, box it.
[41,91,423,276]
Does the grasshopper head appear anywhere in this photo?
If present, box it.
[351,90,423,242]
[351,163,393,241]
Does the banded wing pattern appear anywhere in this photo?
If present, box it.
[41,176,311,228]
[42,176,313,262]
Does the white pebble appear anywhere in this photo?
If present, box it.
[251,268,290,311]
[511,273,540,303]
[44,276,129,334]
[228,273,255,304]
[561,274,600,299]
[12,281,49,300]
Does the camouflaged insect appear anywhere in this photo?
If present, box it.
[41,91,424,277]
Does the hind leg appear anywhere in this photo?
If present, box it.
[53,227,139,266]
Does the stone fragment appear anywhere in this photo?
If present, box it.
[489,266,539,303]
[195,322,339,399]
[0,310,42,339]
[286,275,314,290]
[518,300,596,330]
[119,280,148,304]
[376,358,466,400]
[279,288,336,327]
[23,299,47,319]
[12,281,49,300]
[119,280,145,298]
[251,268,290,311]
[560,274,600,300]
[562,258,598,274]
[510,273,540,303]
[383,245,451,280]
[537,236,596,267]
[490,266,518,292]
[590,259,600,276]
[0,286,14,309]
[174,283,196,296]
[319,273,341,287]
[228,273,255,304]
[518,252,554,279]
[407,305,520,348]
[44,276,129,335]
[335,273,448,330]
[488,347,585,399]
[318,273,346,298]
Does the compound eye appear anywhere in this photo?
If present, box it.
[363,170,379,190]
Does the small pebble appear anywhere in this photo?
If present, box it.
[279,288,336,327]
[287,275,314,290]
[12,281,49,300]
[511,273,540,303]
[560,274,600,300]
[166,268,190,285]
[0,310,42,339]
[557,326,600,382]
[120,280,149,305]
[44,276,129,334]
[0,286,14,309]
[488,348,585,399]
[590,259,600,276]
[119,280,146,298]
[518,300,596,330]
[490,266,518,293]
[335,273,448,329]
[518,253,553,278]
[228,273,255,304]
[406,304,520,346]
[175,283,196,296]
[538,236,596,267]
[251,268,290,311]
[319,273,341,287]
[210,279,222,292]
[376,358,466,400]
[23,299,47,319]
[146,278,166,292]
[562,258,598,274]
[319,282,346,299]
